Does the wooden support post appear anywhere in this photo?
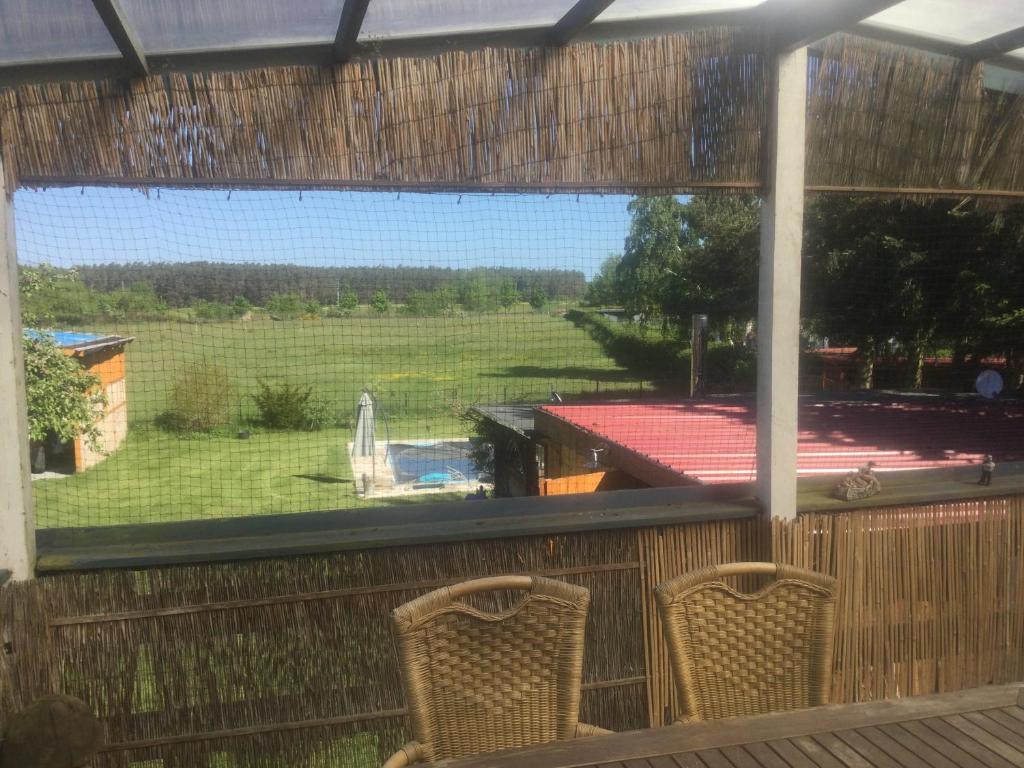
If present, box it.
[756,47,807,521]
[0,158,35,579]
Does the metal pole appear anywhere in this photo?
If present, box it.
[690,314,708,398]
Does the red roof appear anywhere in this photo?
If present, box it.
[540,399,1024,485]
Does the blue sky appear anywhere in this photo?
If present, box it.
[14,187,641,280]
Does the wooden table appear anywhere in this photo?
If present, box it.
[443,685,1024,768]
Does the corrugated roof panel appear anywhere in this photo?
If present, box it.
[0,0,118,64]
[359,0,576,40]
[864,0,1024,46]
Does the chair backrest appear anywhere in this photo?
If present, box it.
[655,562,837,723]
[391,575,590,762]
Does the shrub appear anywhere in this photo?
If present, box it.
[304,299,323,317]
[191,299,234,320]
[370,290,390,314]
[337,286,359,313]
[254,381,313,429]
[402,288,455,316]
[23,335,106,447]
[266,293,304,319]
[231,296,252,316]
[162,360,235,432]
[499,280,520,309]
[528,286,548,310]
[304,394,336,430]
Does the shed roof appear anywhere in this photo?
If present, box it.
[24,329,134,355]
[538,396,1024,485]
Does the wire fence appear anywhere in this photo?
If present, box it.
[16,187,1024,529]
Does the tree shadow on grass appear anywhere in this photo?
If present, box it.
[292,474,351,484]
[482,365,640,382]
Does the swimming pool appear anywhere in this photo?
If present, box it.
[387,440,485,486]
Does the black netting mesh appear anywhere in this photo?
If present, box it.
[17,188,1024,529]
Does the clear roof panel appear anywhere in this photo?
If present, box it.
[864,0,1024,46]
[0,0,119,64]
[597,0,764,23]
[119,0,345,53]
[359,0,577,40]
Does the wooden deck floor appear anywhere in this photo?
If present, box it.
[442,685,1024,768]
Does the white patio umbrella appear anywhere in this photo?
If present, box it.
[352,391,376,458]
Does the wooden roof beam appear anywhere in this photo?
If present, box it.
[90,0,148,75]
[548,0,618,47]
[759,0,904,53]
[334,0,372,63]
[963,25,1024,62]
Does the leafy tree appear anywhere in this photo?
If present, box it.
[303,299,322,316]
[402,288,455,316]
[528,287,548,310]
[370,290,390,314]
[105,282,167,318]
[614,195,759,338]
[337,285,359,313]
[265,293,304,319]
[615,196,685,325]
[24,336,105,447]
[584,255,623,307]
[19,266,106,450]
[191,299,234,320]
[230,296,252,317]
[498,279,520,309]
[458,277,498,312]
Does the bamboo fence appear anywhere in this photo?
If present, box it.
[2,31,1023,197]
[0,495,1021,767]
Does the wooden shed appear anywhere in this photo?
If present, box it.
[53,332,133,472]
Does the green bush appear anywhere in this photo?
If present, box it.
[528,287,548,310]
[253,381,335,430]
[191,299,234,320]
[402,288,455,316]
[370,290,390,314]
[565,309,757,392]
[161,360,235,432]
[231,296,252,316]
[266,293,305,319]
[337,286,359,314]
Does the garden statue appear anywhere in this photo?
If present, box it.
[0,695,102,768]
[835,461,882,501]
[978,454,995,486]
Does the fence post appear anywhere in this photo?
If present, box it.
[0,159,35,580]
[756,47,807,521]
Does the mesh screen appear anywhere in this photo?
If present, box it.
[17,189,1024,529]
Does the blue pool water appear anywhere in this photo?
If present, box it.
[388,440,483,485]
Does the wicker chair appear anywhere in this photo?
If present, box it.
[654,562,837,724]
[383,575,610,767]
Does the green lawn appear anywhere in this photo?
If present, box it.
[35,309,637,527]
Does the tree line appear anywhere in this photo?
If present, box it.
[74,263,585,306]
[586,195,1024,391]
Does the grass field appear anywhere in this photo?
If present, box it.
[34,309,640,527]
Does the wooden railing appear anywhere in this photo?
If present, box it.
[2,488,1022,768]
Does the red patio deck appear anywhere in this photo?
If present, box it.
[539,398,1024,485]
